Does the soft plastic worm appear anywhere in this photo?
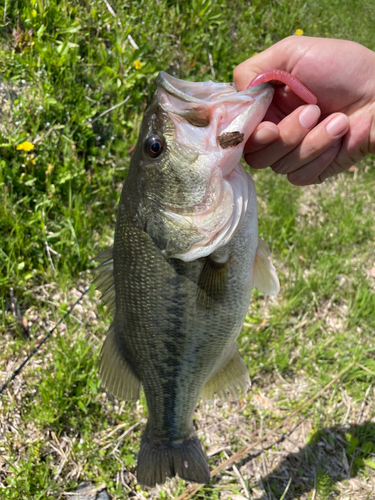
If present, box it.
[248,70,318,104]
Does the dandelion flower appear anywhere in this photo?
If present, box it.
[17,141,34,152]
[252,52,259,57]
[134,60,142,70]
[295,29,304,36]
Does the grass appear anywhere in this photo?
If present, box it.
[1,0,375,499]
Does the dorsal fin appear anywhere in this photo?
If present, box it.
[253,238,280,297]
[93,247,115,314]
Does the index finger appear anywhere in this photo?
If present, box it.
[234,39,297,90]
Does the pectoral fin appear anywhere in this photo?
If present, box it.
[99,324,141,402]
[253,237,280,297]
[201,346,250,401]
[196,255,230,309]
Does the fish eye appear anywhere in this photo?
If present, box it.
[145,135,164,159]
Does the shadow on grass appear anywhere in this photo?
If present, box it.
[252,422,375,499]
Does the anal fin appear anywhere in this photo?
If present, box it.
[201,346,250,401]
[99,324,141,402]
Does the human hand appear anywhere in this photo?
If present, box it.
[234,36,375,185]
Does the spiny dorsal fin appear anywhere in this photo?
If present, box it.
[201,345,250,402]
[196,255,230,309]
[253,237,280,297]
[99,324,141,402]
[93,247,116,314]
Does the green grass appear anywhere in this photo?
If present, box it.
[1,0,375,499]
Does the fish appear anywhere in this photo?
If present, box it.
[94,72,280,487]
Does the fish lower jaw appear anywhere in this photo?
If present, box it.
[168,164,250,262]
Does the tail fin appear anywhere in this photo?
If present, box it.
[137,427,210,487]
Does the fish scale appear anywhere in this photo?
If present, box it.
[95,72,280,487]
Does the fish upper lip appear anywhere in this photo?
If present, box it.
[157,71,271,103]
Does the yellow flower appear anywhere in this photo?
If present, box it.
[134,60,142,70]
[295,29,304,36]
[17,141,34,151]
[252,52,259,57]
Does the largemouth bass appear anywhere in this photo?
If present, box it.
[95,72,280,487]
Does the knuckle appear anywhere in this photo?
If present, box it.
[271,160,289,174]
[303,136,321,157]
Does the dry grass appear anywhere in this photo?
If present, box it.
[2,165,375,499]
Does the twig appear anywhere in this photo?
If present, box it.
[33,124,65,144]
[9,287,20,320]
[99,421,135,443]
[233,463,250,498]
[45,241,59,272]
[208,53,215,79]
[52,433,71,481]
[279,477,292,500]
[176,361,356,500]
[128,34,139,50]
[222,450,249,498]
[62,482,106,496]
[102,419,146,451]
[88,96,130,125]
[354,362,375,377]
[52,431,68,460]
[311,468,317,500]
[356,382,373,424]
[85,95,99,104]
[341,388,351,425]
[103,0,116,17]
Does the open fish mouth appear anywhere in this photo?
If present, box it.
[157,71,273,174]
[143,73,274,262]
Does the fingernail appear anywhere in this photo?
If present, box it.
[252,126,279,145]
[299,105,321,129]
[326,115,348,137]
